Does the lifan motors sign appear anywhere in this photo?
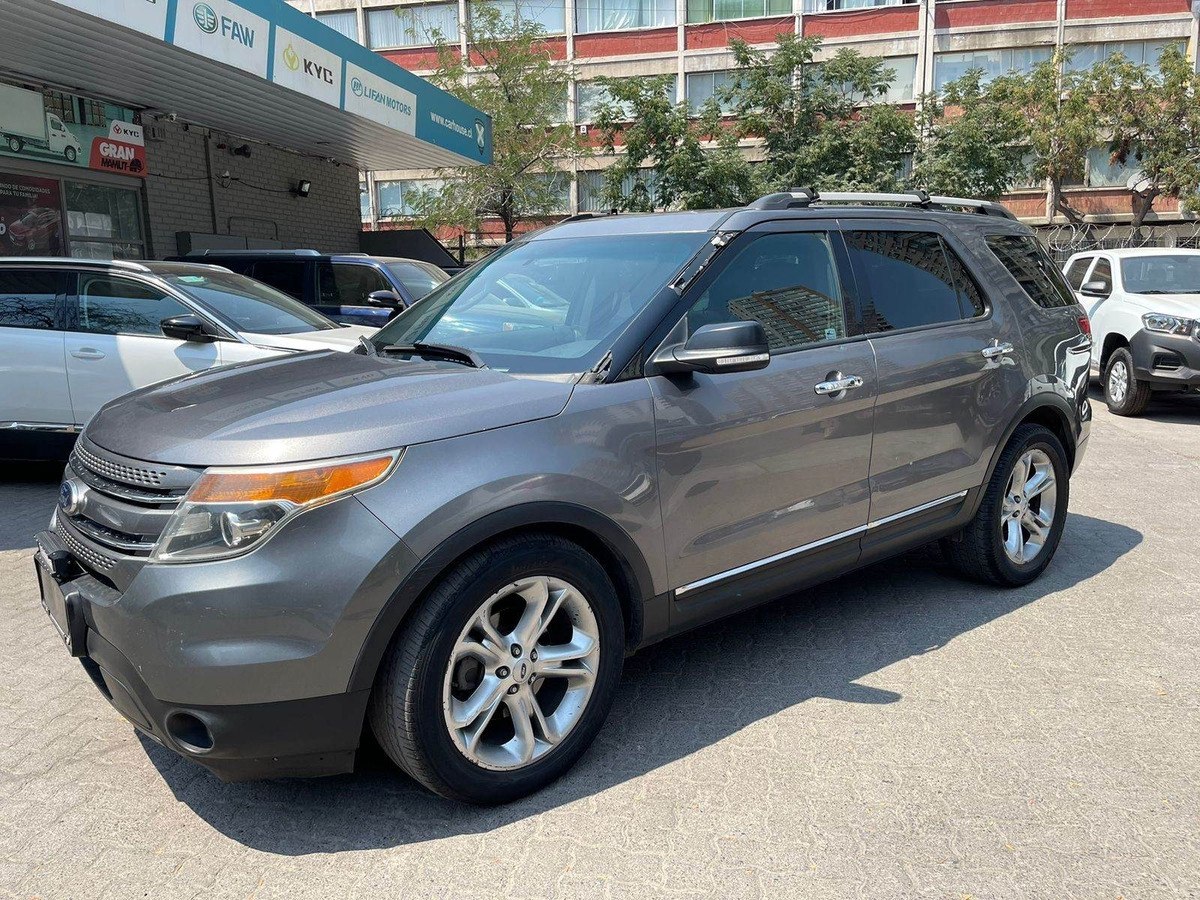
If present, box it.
[88,121,146,177]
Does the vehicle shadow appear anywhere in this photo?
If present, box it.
[0,463,61,552]
[1088,383,1200,424]
[142,512,1141,854]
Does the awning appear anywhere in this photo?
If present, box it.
[0,0,492,171]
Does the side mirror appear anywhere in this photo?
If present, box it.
[366,289,403,309]
[160,314,216,343]
[1080,280,1110,298]
[651,321,771,376]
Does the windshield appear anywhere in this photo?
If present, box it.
[165,270,337,334]
[385,260,450,300]
[1121,255,1200,295]
[370,232,710,373]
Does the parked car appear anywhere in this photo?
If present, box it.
[0,257,374,460]
[170,249,450,327]
[1063,247,1200,415]
[6,207,63,253]
[37,192,1092,804]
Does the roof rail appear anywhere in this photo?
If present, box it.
[0,256,152,271]
[747,188,1017,220]
[184,248,322,257]
[558,211,617,223]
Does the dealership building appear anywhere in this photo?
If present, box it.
[0,0,489,261]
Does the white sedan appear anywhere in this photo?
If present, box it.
[0,258,376,459]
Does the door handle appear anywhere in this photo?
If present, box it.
[70,348,105,360]
[814,374,865,396]
[981,341,1014,360]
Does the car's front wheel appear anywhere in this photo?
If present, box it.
[369,534,625,804]
[942,424,1069,587]
[1104,347,1152,416]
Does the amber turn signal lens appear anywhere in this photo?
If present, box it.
[189,454,396,505]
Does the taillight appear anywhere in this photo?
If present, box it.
[1078,315,1091,337]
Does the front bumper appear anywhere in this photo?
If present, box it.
[35,494,418,781]
[1130,328,1200,389]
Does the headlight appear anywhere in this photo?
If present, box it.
[1142,313,1199,337]
[149,450,401,563]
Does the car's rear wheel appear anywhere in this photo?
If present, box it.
[1104,347,1151,416]
[369,534,624,804]
[942,424,1069,587]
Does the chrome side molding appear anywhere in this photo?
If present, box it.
[674,490,969,597]
[0,422,82,433]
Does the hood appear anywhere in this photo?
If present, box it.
[84,351,576,466]
[239,324,376,353]
[1122,293,1200,318]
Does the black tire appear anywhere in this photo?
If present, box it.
[6,136,21,153]
[1103,347,1151,416]
[64,146,77,162]
[368,533,625,804]
[941,424,1069,587]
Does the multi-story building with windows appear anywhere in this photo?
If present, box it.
[290,0,1198,240]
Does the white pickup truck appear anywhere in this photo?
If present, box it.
[1063,247,1200,415]
[0,82,83,163]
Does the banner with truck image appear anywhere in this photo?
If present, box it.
[0,82,144,177]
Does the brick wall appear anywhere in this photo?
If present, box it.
[142,120,361,258]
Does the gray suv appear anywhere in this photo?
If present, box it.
[36,191,1092,803]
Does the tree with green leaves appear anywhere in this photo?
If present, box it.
[912,69,1030,199]
[726,34,916,192]
[407,2,585,242]
[1090,44,1200,231]
[591,75,761,211]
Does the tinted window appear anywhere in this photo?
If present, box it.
[77,276,190,336]
[686,232,848,352]
[385,260,450,300]
[249,261,309,301]
[845,231,964,331]
[1120,254,1200,294]
[984,234,1077,308]
[1091,258,1113,291]
[1065,256,1094,290]
[163,270,335,334]
[318,263,392,307]
[0,270,66,330]
[371,232,709,374]
[943,244,987,318]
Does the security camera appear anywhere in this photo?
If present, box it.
[165,112,179,122]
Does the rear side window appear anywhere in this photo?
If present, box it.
[686,231,849,352]
[0,270,67,330]
[844,231,966,332]
[249,261,309,301]
[985,234,1076,308]
[317,263,392,307]
[1064,256,1093,290]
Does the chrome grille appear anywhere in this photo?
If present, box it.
[74,441,166,486]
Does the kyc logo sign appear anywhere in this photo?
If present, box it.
[173,0,269,77]
[343,62,416,135]
[272,28,342,107]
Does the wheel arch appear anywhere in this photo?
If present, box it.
[975,395,1079,517]
[347,502,654,694]
[1099,332,1129,371]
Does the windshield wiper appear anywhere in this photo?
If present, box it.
[356,336,378,356]
[378,341,487,369]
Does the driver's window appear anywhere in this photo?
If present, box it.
[687,232,848,353]
[1090,258,1112,294]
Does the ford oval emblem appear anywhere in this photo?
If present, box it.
[59,480,84,516]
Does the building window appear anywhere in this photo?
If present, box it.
[933,46,1053,92]
[803,0,915,10]
[377,178,447,217]
[576,76,676,123]
[316,10,360,42]
[481,0,565,33]
[1085,148,1141,188]
[64,181,145,260]
[43,91,76,125]
[360,182,371,221]
[686,0,791,23]
[578,168,661,211]
[880,55,917,103]
[686,70,738,115]
[525,172,572,214]
[576,0,675,33]
[1065,40,1181,73]
[368,4,460,49]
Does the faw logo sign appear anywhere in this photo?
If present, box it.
[192,2,256,47]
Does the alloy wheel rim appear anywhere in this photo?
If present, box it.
[1108,361,1129,404]
[1000,448,1058,565]
[442,576,600,771]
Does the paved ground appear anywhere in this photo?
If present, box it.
[2,391,1198,900]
